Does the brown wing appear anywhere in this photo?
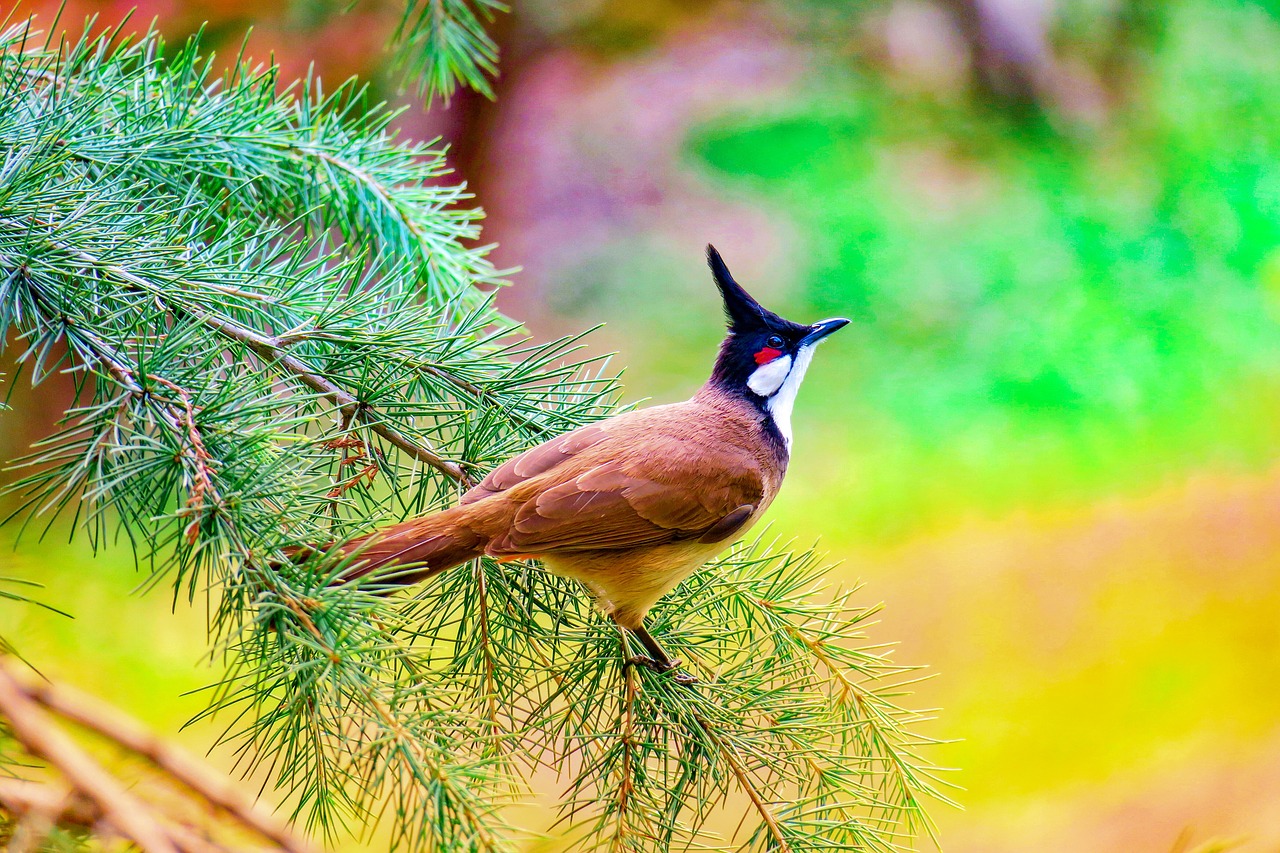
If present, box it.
[462,413,766,554]
[460,423,610,504]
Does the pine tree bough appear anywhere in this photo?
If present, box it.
[0,15,948,853]
[187,294,475,487]
[2,214,473,484]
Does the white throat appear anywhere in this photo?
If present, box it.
[746,346,815,448]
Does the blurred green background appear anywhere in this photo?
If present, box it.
[5,0,1280,850]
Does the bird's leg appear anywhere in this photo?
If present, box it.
[627,624,698,686]
[630,625,675,668]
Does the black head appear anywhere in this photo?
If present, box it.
[705,245,849,412]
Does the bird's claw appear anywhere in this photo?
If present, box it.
[626,655,699,685]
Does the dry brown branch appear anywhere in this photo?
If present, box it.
[0,777,99,829]
[22,675,311,851]
[0,657,318,853]
[0,662,179,852]
[0,777,101,853]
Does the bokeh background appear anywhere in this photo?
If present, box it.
[4,0,1280,850]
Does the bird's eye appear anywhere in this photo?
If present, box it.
[765,335,784,349]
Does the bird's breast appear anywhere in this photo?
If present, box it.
[541,536,736,628]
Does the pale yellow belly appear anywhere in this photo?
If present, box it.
[541,538,731,628]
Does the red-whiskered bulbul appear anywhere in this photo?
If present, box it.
[332,246,848,683]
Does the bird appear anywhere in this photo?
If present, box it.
[327,245,848,684]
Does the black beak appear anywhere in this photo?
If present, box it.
[800,317,850,347]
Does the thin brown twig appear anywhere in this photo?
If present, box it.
[324,462,379,498]
[150,375,221,544]
[323,416,364,521]
[698,719,792,853]
[473,560,502,739]
[609,663,637,853]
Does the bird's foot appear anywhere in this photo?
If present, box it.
[626,654,699,685]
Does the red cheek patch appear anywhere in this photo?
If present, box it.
[754,347,783,365]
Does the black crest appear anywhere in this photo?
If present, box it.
[702,245,850,447]
[705,245,810,396]
[707,244,780,333]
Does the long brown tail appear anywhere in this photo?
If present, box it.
[328,504,491,586]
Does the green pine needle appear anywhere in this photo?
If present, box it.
[389,0,508,104]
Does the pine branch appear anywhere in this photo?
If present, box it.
[498,538,946,853]
[178,297,474,485]
[199,576,520,851]
[5,24,499,301]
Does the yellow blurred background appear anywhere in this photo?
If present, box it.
[4,0,1280,850]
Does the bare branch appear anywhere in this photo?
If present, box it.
[17,664,313,853]
[0,661,180,853]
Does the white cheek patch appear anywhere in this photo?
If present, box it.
[766,345,815,448]
[747,354,792,397]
